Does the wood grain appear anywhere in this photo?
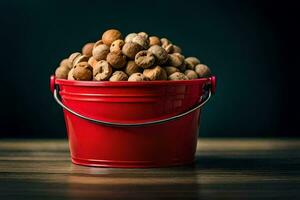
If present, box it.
[0,139,299,200]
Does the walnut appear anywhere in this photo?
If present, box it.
[185,60,195,70]
[59,58,72,69]
[125,60,142,76]
[68,52,81,66]
[73,62,93,81]
[82,42,94,57]
[185,57,200,70]
[168,72,189,80]
[135,50,155,69]
[167,53,185,67]
[92,44,110,61]
[106,51,127,69]
[132,35,149,49]
[102,29,122,46]
[165,44,182,54]
[195,64,211,78]
[143,66,167,80]
[93,60,113,81]
[138,32,149,39]
[172,45,182,53]
[124,33,137,43]
[55,65,70,79]
[164,44,174,54]
[73,55,89,67]
[93,40,103,48]
[184,70,198,80]
[110,39,125,52]
[122,42,143,59]
[178,61,186,72]
[149,36,161,46]
[161,38,171,48]
[164,66,179,76]
[128,73,150,81]
[185,57,200,67]
[160,67,168,80]
[148,45,168,65]
[88,56,98,68]
[109,71,128,81]
[67,68,75,80]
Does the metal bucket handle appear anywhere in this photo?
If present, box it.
[50,75,216,127]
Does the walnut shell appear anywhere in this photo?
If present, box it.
[88,56,98,68]
[60,58,72,69]
[73,62,93,81]
[128,73,150,81]
[102,29,122,46]
[173,45,182,53]
[68,68,75,80]
[93,60,112,81]
[125,60,142,76]
[73,55,89,67]
[125,33,137,43]
[185,57,200,67]
[165,44,182,54]
[161,38,171,48]
[164,66,179,76]
[55,65,70,79]
[68,52,81,66]
[184,70,198,80]
[149,36,161,46]
[92,44,110,61]
[167,53,185,67]
[132,35,149,49]
[138,32,149,39]
[135,50,156,69]
[161,38,171,44]
[148,45,168,65]
[168,72,189,80]
[160,67,168,80]
[195,64,211,78]
[110,39,125,52]
[143,66,166,80]
[109,71,128,81]
[106,51,127,69]
[178,61,186,72]
[164,44,174,53]
[82,42,94,57]
[122,42,143,59]
[185,60,195,70]
[93,40,104,49]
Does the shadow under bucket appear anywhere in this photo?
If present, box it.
[50,75,216,168]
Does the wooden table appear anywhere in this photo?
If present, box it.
[0,139,299,199]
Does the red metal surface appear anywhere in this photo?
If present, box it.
[51,76,215,168]
[210,76,217,94]
[50,75,55,93]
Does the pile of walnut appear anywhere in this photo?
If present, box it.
[55,29,211,81]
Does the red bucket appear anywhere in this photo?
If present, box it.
[50,75,216,168]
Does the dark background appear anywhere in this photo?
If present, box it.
[0,0,299,138]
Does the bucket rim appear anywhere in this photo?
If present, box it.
[55,77,211,87]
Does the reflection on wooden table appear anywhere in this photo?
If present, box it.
[0,139,299,199]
